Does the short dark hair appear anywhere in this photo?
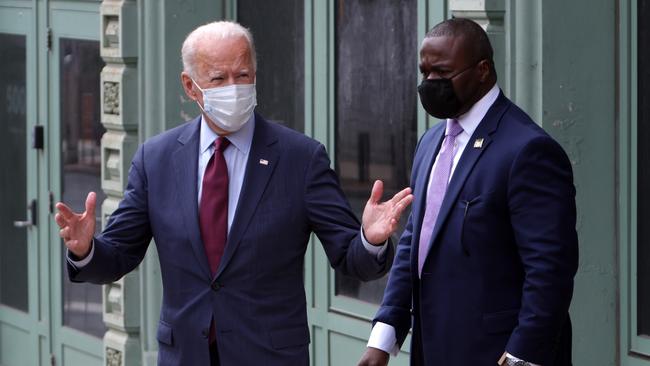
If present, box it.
[426,18,494,71]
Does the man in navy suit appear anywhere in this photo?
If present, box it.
[55,21,413,365]
[358,18,578,366]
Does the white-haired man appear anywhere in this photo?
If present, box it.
[55,21,412,365]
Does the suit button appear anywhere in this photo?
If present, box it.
[211,281,221,291]
[201,328,209,339]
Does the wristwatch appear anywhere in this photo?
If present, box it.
[505,359,531,366]
[498,353,531,366]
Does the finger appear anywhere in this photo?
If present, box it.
[394,194,414,215]
[85,192,97,218]
[388,186,412,204]
[59,227,69,239]
[387,194,412,220]
[55,202,77,220]
[55,213,67,229]
[368,180,383,204]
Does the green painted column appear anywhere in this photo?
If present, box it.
[99,1,142,365]
[540,1,617,365]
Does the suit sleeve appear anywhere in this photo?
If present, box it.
[305,143,394,281]
[373,212,414,346]
[505,136,579,364]
[67,144,153,284]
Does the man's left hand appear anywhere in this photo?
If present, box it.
[362,180,413,245]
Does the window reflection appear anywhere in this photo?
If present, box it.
[334,0,417,304]
[0,33,28,312]
[60,38,107,338]
[238,0,305,132]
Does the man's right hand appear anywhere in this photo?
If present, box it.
[357,347,389,366]
[55,192,97,259]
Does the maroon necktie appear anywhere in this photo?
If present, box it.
[199,137,230,275]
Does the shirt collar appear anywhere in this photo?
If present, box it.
[199,113,255,155]
[450,83,500,137]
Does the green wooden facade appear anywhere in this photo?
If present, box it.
[0,0,645,365]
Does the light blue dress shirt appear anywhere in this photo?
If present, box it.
[198,114,254,232]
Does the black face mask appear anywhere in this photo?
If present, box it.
[417,64,476,119]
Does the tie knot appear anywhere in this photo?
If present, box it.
[445,119,463,137]
[214,137,230,152]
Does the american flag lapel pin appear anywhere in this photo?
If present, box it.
[473,138,484,149]
[259,159,269,166]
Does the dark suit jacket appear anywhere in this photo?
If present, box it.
[374,92,578,365]
[68,114,394,365]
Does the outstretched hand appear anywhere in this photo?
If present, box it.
[54,192,97,259]
[362,180,413,245]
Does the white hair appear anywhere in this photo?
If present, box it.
[181,21,257,78]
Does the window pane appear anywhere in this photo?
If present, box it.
[334,0,417,304]
[60,38,107,338]
[0,33,28,312]
[237,0,305,132]
[638,0,650,337]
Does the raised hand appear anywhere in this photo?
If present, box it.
[362,180,413,245]
[55,192,97,259]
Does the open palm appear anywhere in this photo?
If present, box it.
[362,180,413,245]
[54,192,97,258]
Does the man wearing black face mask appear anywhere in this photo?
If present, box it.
[358,18,578,366]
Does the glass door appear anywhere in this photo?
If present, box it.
[0,1,105,365]
[47,2,105,365]
[0,3,43,366]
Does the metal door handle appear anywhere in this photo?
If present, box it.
[13,220,33,228]
[14,199,37,229]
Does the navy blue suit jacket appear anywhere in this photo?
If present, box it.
[374,92,578,365]
[68,114,394,365]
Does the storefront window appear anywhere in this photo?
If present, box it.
[237,0,304,132]
[334,0,417,304]
[0,33,28,312]
[60,38,107,338]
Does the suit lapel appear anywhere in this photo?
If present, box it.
[215,115,279,279]
[172,117,213,279]
[426,92,511,255]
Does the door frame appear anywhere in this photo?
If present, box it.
[0,2,45,366]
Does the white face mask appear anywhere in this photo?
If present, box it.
[193,80,257,132]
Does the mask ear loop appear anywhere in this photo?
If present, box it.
[447,59,485,81]
[190,78,208,113]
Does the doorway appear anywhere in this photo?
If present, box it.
[0,1,105,365]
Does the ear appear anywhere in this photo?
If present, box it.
[181,72,199,101]
[477,59,491,83]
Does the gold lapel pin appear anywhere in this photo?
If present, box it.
[473,138,484,149]
[259,159,269,165]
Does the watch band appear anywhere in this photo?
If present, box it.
[498,352,531,366]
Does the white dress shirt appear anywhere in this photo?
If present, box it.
[367,84,534,363]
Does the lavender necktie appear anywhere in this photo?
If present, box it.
[418,119,464,275]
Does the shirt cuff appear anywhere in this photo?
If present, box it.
[506,352,540,366]
[360,228,388,260]
[367,322,400,356]
[66,240,95,269]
